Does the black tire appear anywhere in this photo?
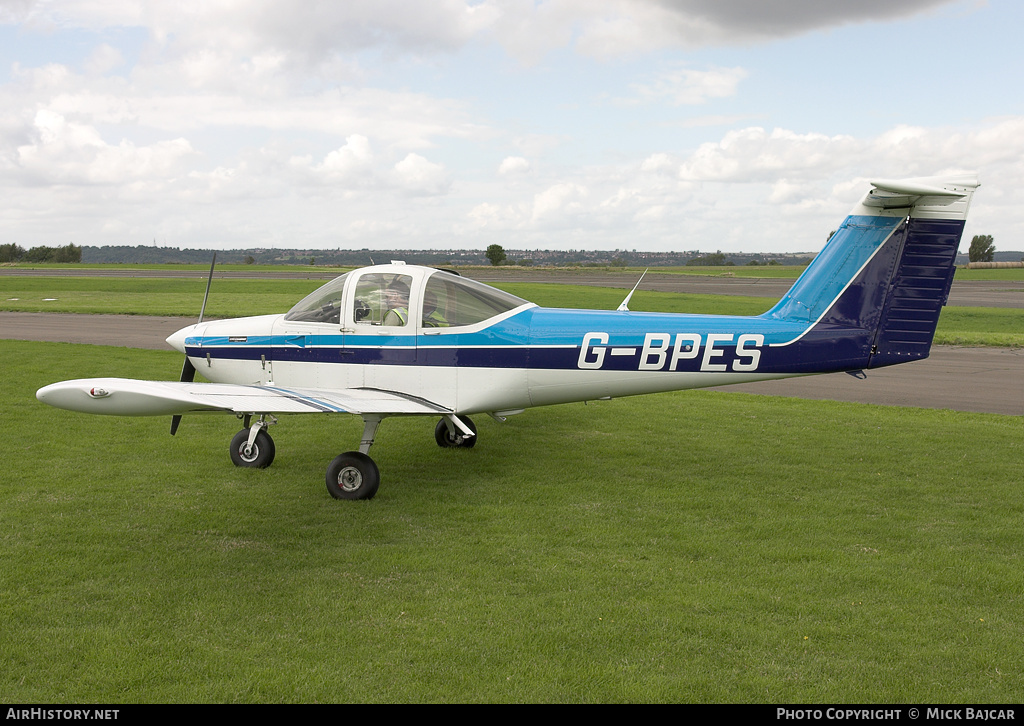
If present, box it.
[326,451,380,500]
[229,428,276,468]
[434,416,477,448]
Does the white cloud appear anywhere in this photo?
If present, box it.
[7,60,487,154]
[639,153,676,174]
[287,135,377,188]
[0,0,34,24]
[498,156,530,175]
[531,182,588,222]
[767,179,806,205]
[83,44,124,76]
[624,64,747,106]
[466,201,524,230]
[678,127,861,182]
[12,109,195,185]
[322,135,374,175]
[393,153,450,196]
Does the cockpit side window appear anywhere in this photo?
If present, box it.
[352,273,413,327]
[423,273,528,328]
[284,273,350,323]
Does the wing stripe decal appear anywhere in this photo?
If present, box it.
[254,386,348,413]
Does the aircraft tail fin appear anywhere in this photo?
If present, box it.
[764,175,979,371]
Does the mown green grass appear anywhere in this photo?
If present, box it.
[953,267,1024,282]
[933,307,1024,347]
[2,340,1022,703]
[2,275,1020,346]
[0,275,319,318]
[0,274,781,318]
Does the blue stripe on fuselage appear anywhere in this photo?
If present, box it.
[185,306,827,375]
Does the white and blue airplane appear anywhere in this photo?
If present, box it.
[37,175,979,500]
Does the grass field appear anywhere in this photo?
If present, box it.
[2,339,1022,703]
[1,274,1022,347]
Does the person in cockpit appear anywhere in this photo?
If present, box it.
[422,290,448,328]
[382,280,410,326]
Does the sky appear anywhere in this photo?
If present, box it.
[0,0,1022,255]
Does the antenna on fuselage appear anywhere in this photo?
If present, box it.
[616,269,648,312]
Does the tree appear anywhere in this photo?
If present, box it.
[486,244,507,266]
[968,235,995,263]
[23,246,55,262]
[52,243,81,263]
[0,243,25,263]
[686,250,727,266]
[15,244,81,263]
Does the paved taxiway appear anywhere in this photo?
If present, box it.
[3,275,1020,416]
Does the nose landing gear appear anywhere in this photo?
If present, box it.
[229,416,276,469]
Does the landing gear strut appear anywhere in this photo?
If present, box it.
[435,415,477,448]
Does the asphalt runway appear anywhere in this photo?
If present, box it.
[3,309,1020,416]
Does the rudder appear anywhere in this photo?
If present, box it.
[867,215,965,367]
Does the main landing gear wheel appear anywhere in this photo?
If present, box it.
[230,428,276,468]
[326,451,380,500]
[434,416,477,448]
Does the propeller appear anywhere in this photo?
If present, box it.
[171,253,216,435]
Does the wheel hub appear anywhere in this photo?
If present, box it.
[338,466,363,492]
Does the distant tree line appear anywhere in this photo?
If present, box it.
[687,251,730,266]
[79,245,488,267]
[75,244,814,267]
[0,242,825,267]
[0,243,82,263]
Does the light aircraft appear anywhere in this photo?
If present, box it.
[37,175,979,500]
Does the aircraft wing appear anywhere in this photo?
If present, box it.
[36,378,452,417]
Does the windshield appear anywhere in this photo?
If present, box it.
[284,273,350,323]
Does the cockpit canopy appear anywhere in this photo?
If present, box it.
[284,268,529,328]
